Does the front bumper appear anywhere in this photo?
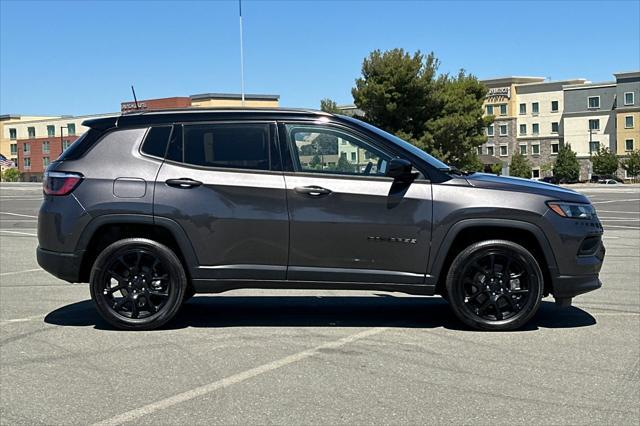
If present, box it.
[551,274,602,298]
[36,246,84,283]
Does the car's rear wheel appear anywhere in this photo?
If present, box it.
[89,238,187,330]
[445,240,543,331]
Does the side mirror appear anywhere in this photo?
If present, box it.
[386,158,415,181]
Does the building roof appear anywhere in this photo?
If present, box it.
[563,81,616,90]
[613,71,640,79]
[478,154,503,165]
[480,76,545,86]
[189,93,280,101]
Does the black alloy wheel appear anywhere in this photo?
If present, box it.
[90,238,187,330]
[445,240,543,331]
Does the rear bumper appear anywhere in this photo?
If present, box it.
[36,246,83,283]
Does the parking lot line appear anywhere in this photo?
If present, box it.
[0,230,37,237]
[0,212,38,218]
[92,326,388,426]
[0,268,43,277]
[592,199,640,204]
[604,225,640,230]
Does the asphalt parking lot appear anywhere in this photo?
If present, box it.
[1,182,638,425]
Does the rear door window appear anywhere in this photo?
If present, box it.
[167,123,273,171]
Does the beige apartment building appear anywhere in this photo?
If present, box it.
[614,71,640,162]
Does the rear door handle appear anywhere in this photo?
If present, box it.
[294,185,332,196]
[165,178,202,189]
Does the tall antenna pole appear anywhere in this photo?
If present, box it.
[239,0,245,106]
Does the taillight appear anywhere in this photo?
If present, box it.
[43,171,83,196]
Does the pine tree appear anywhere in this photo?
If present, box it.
[509,153,532,178]
[553,145,580,182]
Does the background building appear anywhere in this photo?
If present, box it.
[479,77,545,175]
[562,81,618,179]
[2,92,280,181]
[515,79,587,178]
[614,72,640,179]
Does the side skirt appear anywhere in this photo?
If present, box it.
[191,279,437,296]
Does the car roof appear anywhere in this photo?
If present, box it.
[83,107,334,130]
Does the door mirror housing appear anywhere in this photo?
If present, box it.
[386,158,415,181]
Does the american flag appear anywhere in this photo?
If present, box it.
[0,154,16,168]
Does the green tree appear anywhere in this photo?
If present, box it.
[352,49,491,171]
[509,152,532,178]
[591,147,619,176]
[309,154,322,170]
[621,150,640,182]
[320,98,341,114]
[352,49,440,138]
[553,144,580,182]
[490,163,503,175]
[334,155,355,173]
[2,168,20,182]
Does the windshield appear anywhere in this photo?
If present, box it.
[340,115,451,171]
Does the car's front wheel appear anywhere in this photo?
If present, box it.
[445,240,544,331]
[89,238,187,330]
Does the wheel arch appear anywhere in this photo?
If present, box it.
[429,219,558,296]
[76,215,198,283]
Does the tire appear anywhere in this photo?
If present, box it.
[445,239,544,331]
[89,238,187,330]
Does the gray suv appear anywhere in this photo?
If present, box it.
[37,108,604,331]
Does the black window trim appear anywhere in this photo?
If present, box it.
[138,125,174,161]
[159,120,283,175]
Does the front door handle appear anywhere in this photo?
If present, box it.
[294,185,332,196]
[165,178,202,189]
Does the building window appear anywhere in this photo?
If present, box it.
[23,157,31,169]
[532,143,540,155]
[499,145,508,156]
[499,124,508,136]
[68,123,76,135]
[532,123,539,135]
[486,105,494,115]
[626,139,635,151]
[9,128,17,140]
[350,152,356,161]
[589,141,600,153]
[532,168,540,179]
[47,125,55,137]
[477,146,482,155]
[42,141,50,154]
[519,103,526,115]
[532,102,539,115]
[551,143,559,154]
[10,144,17,155]
[588,96,600,109]
[27,127,35,138]
[551,122,559,133]
[551,100,559,112]
[519,124,527,135]
[625,115,634,128]
[62,140,71,151]
[487,125,494,136]
[589,119,600,130]
[499,104,507,116]
[23,143,30,154]
[520,144,527,155]
[624,92,635,106]
[487,146,495,156]
[43,157,50,167]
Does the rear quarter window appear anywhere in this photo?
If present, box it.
[56,128,104,161]
[140,126,172,158]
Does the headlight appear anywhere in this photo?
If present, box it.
[547,201,596,219]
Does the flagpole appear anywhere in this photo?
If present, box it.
[239,0,245,106]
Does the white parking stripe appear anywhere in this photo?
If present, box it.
[0,230,37,236]
[592,199,640,204]
[92,327,388,426]
[603,224,640,230]
[0,212,38,218]
[0,314,44,325]
[596,210,640,214]
[0,268,44,277]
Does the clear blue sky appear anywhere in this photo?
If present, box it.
[1,0,639,116]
